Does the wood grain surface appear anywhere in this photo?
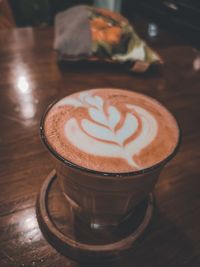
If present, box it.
[0,20,200,267]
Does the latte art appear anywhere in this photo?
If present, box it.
[63,93,158,169]
[44,89,179,172]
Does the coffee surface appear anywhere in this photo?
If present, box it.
[44,89,179,172]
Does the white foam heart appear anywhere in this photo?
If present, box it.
[107,106,121,129]
[61,93,158,169]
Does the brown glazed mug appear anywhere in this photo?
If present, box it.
[40,103,180,230]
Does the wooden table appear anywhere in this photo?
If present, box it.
[0,21,200,267]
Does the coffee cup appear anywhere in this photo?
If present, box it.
[40,88,180,229]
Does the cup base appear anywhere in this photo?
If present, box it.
[36,170,154,262]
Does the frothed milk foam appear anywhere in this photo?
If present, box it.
[44,89,179,172]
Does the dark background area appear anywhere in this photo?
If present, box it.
[8,0,200,48]
[9,0,93,26]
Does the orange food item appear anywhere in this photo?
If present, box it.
[104,26,122,44]
[90,16,122,45]
[91,26,106,42]
[90,17,108,29]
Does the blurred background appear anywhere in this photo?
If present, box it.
[0,0,200,46]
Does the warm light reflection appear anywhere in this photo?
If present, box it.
[20,103,36,119]
[14,70,37,123]
[22,211,37,230]
[148,23,158,38]
[17,76,30,93]
[193,57,200,71]
[10,208,42,244]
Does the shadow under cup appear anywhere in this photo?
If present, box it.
[40,107,180,230]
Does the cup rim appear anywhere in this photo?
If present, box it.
[40,98,181,179]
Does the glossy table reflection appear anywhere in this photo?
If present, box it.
[0,21,200,267]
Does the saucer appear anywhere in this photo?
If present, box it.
[36,170,154,262]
